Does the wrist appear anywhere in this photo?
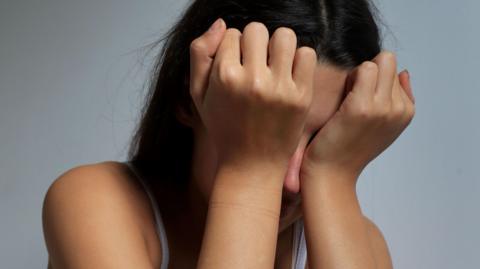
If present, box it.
[300,162,360,189]
[210,164,285,219]
[215,158,288,186]
[300,167,361,211]
[300,158,361,182]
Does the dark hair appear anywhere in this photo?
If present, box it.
[127,0,384,191]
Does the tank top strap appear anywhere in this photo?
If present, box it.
[291,218,307,269]
[124,162,170,269]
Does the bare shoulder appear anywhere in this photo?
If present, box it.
[363,216,394,269]
[42,161,160,269]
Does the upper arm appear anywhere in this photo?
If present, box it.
[303,216,393,269]
[42,162,155,269]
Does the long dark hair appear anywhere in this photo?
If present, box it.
[127,0,384,191]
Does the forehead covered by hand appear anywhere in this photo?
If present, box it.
[304,63,349,135]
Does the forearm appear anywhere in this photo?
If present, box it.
[196,164,286,269]
[300,167,377,269]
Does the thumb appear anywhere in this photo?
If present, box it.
[189,18,226,105]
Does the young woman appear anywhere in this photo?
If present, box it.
[42,0,415,268]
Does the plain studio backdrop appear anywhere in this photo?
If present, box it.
[0,0,478,268]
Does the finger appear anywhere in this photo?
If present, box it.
[241,22,269,70]
[399,69,415,104]
[349,61,378,101]
[388,76,414,134]
[343,66,356,97]
[215,27,242,65]
[268,27,297,78]
[391,74,406,115]
[189,18,227,103]
[371,51,397,103]
[396,75,415,123]
[396,71,416,123]
[292,46,317,92]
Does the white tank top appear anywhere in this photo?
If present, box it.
[126,162,307,269]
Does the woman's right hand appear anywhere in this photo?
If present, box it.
[189,20,317,171]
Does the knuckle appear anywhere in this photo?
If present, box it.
[189,38,206,54]
[391,101,405,117]
[381,50,397,65]
[279,76,296,89]
[358,61,378,78]
[295,92,311,111]
[374,103,391,120]
[359,61,379,76]
[218,63,240,86]
[372,96,393,120]
[354,103,373,119]
[284,82,304,104]
[249,75,267,93]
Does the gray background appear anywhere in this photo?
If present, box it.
[0,0,478,268]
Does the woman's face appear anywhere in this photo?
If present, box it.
[188,62,349,232]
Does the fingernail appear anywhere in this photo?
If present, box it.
[404,69,415,102]
[208,18,222,33]
[405,69,412,86]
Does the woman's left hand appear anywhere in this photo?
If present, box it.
[300,51,416,180]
